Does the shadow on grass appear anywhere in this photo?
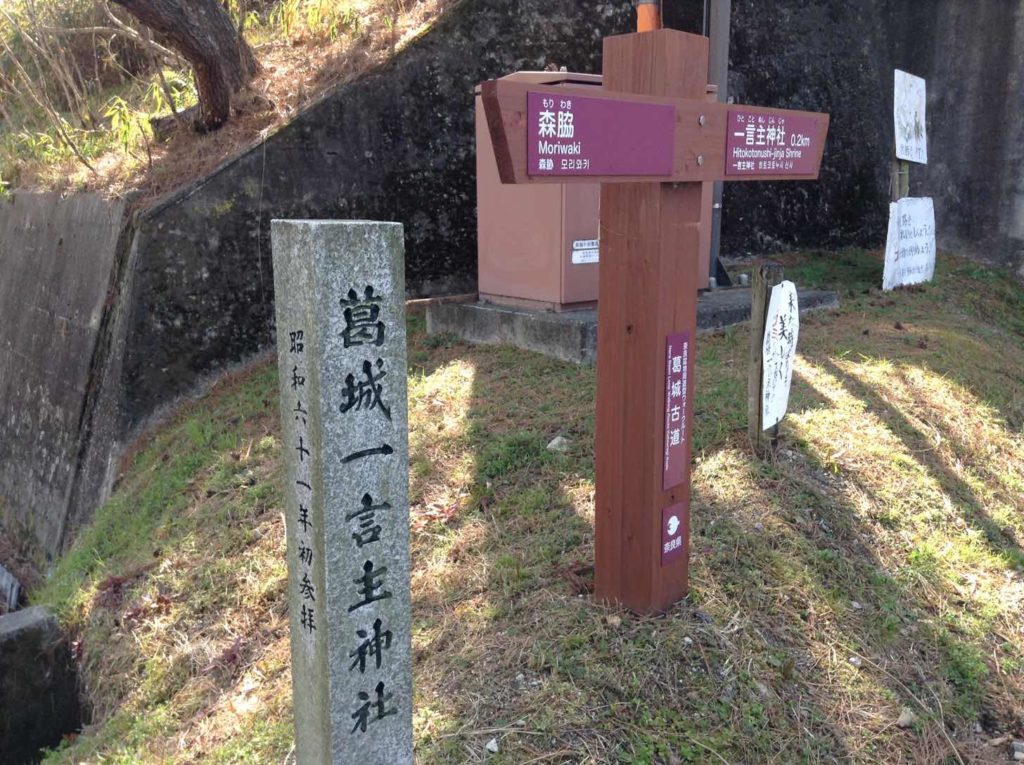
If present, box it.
[822,357,1024,569]
[406,314,867,763]
[40,256,1024,764]
[780,348,1022,734]
[407,257,1024,763]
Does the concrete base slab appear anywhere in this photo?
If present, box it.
[0,606,82,763]
[426,287,839,365]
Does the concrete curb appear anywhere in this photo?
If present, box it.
[0,606,82,763]
[426,287,839,365]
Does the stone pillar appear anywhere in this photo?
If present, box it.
[271,220,412,764]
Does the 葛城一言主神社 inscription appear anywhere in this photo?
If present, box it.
[272,220,412,764]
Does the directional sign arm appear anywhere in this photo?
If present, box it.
[480,79,829,185]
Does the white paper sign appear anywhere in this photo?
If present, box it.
[883,197,936,290]
[572,248,599,264]
[762,280,799,430]
[894,70,927,164]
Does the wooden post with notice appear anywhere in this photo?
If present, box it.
[747,263,784,456]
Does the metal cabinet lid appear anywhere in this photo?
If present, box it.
[474,71,602,95]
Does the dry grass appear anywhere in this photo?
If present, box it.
[36,249,1024,763]
[19,0,458,207]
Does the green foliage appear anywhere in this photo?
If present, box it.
[477,430,551,480]
[103,96,147,155]
[143,70,193,116]
[0,0,387,187]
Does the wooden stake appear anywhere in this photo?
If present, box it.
[747,263,784,456]
[891,158,910,201]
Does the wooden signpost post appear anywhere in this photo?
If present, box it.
[481,29,829,613]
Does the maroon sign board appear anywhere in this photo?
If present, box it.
[484,79,830,186]
[527,91,675,177]
[725,110,824,176]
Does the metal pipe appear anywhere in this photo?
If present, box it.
[704,0,731,283]
[636,0,662,32]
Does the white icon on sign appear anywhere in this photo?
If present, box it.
[667,515,680,536]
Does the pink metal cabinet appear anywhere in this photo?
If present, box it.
[476,72,602,311]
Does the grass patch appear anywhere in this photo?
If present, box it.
[35,251,1024,763]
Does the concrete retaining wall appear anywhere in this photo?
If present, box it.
[723,0,1024,275]
[2,0,1022,565]
[115,0,634,425]
[0,193,127,564]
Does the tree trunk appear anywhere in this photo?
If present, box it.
[110,0,257,131]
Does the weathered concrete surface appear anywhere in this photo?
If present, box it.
[428,300,600,365]
[892,1,1024,277]
[116,0,1024,436]
[723,0,1024,276]
[0,192,127,563]
[118,0,634,427]
[427,287,839,365]
[0,606,82,764]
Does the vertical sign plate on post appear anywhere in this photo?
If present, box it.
[725,110,823,176]
[272,220,413,764]
[661,503,686,566]
[527,92,675,177]
[663,331,691,491]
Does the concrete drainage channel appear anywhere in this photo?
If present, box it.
[0,570,84,763]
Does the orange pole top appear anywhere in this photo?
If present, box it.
[636,0,662,32]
